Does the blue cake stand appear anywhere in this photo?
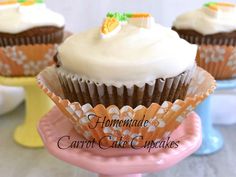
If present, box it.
[195,78,236,155]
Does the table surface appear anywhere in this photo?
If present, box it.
[1,103,236,177]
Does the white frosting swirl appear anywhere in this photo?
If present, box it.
[173,6,236,35]
[58,23,197,88]
[0,3,65,33]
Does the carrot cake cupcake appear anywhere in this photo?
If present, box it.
[173,2,236,79]
[0,0,65,46]
[55,12,197,108]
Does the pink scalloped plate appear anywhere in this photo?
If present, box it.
[38,106,202,177]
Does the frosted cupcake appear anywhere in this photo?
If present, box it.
[172,2,236,79]
[55,13,197,108]
[38,14,217,148]
[0,0,65,46]
[0,0,65,77]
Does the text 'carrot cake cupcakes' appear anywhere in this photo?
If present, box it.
[0,0,65,77]
[172,2,236,79]
[55,13,197,108]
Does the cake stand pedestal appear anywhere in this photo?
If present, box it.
[195,78,236,155]
[38,107,202,177]
[0,75,53,148]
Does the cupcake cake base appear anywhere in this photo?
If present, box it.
[0,26,64,47]
[56,67,195,108]
[172,27,236,46]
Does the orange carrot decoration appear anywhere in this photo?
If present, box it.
[130,13,151,18]
[101,17,120,35]
[101,12,153,37]
[20,0,36,6]
[204,2,236,11]
[217,2,235,7]
[0,0,17,5]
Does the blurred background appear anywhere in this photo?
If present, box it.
[46,0,236,32]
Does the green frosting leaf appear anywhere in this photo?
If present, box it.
[125,13,133,18]
[17,0,44,4]
[204,2,217,7]
[17,0,27,3]
[36,0,44,3]
[106,12,130,22]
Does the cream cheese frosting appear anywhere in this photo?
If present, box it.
[58,16,197,88]
[173,2,236,35]
[0,3,65,33]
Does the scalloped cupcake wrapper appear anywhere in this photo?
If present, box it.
[196,45,236,80]
[37,66,216,148]
[0,44,58,77]
[56,67,195,108]
[0,28,64,47]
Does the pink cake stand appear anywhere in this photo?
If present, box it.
[38,106,202,177]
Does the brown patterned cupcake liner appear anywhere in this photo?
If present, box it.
[197,45,236,80]
[37,66,215,147]
[0,27,64,47]
[172,28,236,46]
[179,33,236,46]
[56,66,195,108]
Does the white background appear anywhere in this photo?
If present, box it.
[45,0,236,32]
[1,0,236,31]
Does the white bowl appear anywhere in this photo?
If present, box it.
[0,86,24,115]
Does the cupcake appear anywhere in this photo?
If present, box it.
[0,0,65,77]
[0,0,64,46]
[55,13,197,108]
[38,13,216,148]
[172,2,236,80]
